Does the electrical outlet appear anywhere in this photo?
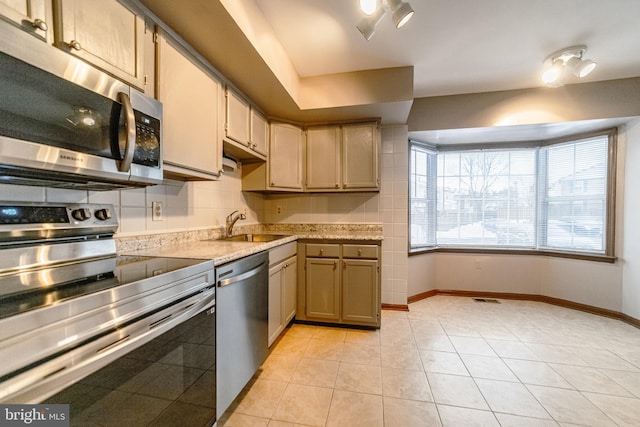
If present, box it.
[152,201,163,221]
[276,205,283,215]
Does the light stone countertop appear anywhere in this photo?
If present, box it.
[125,235,298,265]
[121,228,383,266]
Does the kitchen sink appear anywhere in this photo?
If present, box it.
[220,234,288,242]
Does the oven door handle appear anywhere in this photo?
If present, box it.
[0,291,215,404]
[117,92,136,173]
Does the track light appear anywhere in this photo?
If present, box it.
[566,56,597,78]
[387,0,414,28]
[359,0,377,15]
[357,7,386,40]
[541,45,597,87]
[356,0,414,40]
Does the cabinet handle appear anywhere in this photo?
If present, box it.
[319,249,324,255]
[335,183,339,189]
[333,260,337,269]
[343,260,347,269]
[270,181,275,187]
[358,249,362,256]
[31,18,48,32]
[68,40,82,51]
[252,143,257,149]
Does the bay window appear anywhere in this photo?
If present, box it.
[409,129,616,259]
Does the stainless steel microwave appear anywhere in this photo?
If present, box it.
[0,24,162,191]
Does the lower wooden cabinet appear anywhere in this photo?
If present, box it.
[268,242,297,346]
[297,241,381,328]
[305,257,340,321]
[342,259,378,324]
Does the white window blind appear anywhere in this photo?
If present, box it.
[539,136,608,253]
[409,143,436,249]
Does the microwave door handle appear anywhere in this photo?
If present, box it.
[117,92,136,172]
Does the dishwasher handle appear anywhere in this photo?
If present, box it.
[217,261,267,287]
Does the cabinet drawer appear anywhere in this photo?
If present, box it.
[343,244,378,259]
[269,241,297,266]
[306,244,340,258]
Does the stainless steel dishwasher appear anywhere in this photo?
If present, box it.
[215,251,269,419]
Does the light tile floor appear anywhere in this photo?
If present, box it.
[218,296,640,426]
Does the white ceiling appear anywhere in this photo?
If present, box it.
[254,0,640,98]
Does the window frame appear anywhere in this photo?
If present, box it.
[408,128,617,263]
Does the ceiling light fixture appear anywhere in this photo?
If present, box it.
[359,0,378,15]
[357,7,386,40]
[541,45,597,87]
[357,0,414,41]
[387,0,414,28]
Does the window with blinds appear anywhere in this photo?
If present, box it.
[539,135,609,253]
[409,129,616,257]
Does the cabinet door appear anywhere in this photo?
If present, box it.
[0,0,50,41]
[226,89,250,145]
[269,123,303,190]
[306,126,341,190]
[158,35,223,179]
[250,108,268,157]
[282,257,297,324]
[54,0,145,89]
[268,263,283,347]
[305,258,340,321]
[342,259,379,325]
[342,123,380,189]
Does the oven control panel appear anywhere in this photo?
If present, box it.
[0,203,118,242]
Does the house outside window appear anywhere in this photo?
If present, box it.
[409,129,616,259]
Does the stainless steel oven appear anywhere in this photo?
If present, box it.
[0,203,216,426]
[0,25,162,190]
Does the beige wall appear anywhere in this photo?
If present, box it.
[408,77,640,131]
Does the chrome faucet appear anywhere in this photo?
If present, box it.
[225,210,246,237]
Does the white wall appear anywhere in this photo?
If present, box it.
[622,118,640,318]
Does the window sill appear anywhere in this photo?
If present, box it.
[409,246,616,263]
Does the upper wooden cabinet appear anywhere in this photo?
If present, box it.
[52,0,146,90]
[250,108,268,157]
[225,88,250,145]
[223,87,267,161]
[342,122,380,190]
[306,126,341,190]
[0,0,52,41]
[242,121,303,192]
[157,33,223,180]
[269,122,303,191]
[305,122,380,192]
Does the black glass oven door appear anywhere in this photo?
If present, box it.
[44,305,216,427]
